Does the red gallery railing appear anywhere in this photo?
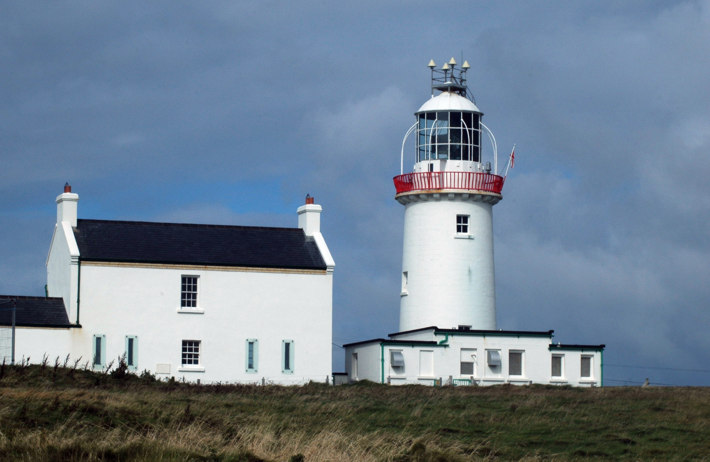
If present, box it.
[393,172,505,195]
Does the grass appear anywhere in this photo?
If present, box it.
[0,362,708,461]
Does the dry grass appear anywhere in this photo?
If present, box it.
[0,364,708,461]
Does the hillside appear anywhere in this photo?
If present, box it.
[0,362,708,461]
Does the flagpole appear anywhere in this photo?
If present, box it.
[503,144,516,178]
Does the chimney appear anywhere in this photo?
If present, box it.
[297,194,322,236]
[56,182,79,227]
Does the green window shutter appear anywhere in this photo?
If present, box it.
[282,340,294,374]
[93,335,106,370]
[125,336,138,371]
[246,339,258,373]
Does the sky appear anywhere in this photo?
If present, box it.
[1,1,709,386]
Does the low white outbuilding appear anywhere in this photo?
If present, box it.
[345,327,603,387]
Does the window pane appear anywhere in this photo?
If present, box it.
[581,356,591,377]
[181,276,198,308]
[509,351,522,376]
[94,337,102,365]
[456,215,469,234]
[182,340,200,366]
[551,355,562,377]
[450,111,461,127]
[460,349,476,376]
[127,338,134,366]
[450,129,462,160]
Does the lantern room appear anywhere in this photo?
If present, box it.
[415,93,482,164]
[396,58,504,196]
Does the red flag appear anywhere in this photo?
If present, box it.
[510,147,515,168]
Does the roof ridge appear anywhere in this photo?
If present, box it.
[77,218,302,232]
[0,295,64,301]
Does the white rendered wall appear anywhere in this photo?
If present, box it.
[549,349,604,387]
[46,222,79,324]
[67,263,332,384]
[400,197,496,332]
[345,342,382,383]
[10,327,73,364]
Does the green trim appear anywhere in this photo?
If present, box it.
[281,340,294,374]
[384,341,449,348]
[380,343,384,384]
[246,339,259,373]
[437,333,449,345]
[600,349,604,387]
[75,260,81,325]
[125,335,138,371]
[92,334,106,370]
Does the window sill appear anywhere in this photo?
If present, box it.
[454,234,474,240]
[480,377,505,383]
[177,308,205,314]
[178,366,205,373]
[400,291,408,296]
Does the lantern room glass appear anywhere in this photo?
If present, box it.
[417,111,480,163]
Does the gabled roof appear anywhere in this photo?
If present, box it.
[73,219,327,270]
[0,296,72,328]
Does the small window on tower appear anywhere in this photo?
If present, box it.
[456,215,469,234]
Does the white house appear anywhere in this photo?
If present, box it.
[1,186,335,384]
[344,58,604,387]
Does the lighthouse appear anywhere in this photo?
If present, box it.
[394,58,505,332]
[343,60,604,388]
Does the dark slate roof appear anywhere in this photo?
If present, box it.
[73,219,327,270]
[0,296,72,328]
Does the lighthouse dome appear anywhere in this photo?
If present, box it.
[417,91,481,114]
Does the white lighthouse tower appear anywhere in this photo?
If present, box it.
[395,58,505,332]
[344,60,604,388]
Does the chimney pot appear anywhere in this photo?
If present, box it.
[306,194,314,205]
[64,182,71,193]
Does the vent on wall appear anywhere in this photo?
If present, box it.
[390,351,405,368]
